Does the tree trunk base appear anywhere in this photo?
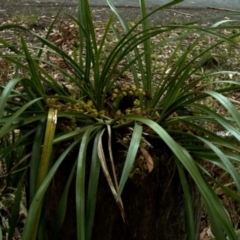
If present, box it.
[92,142,201,240]
[47,140,201,240]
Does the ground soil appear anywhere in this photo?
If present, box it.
[1,0,239,25]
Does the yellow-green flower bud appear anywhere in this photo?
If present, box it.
[90,110,98,118]
[122,137,129,144]
[122,91,127,96]
[138,88,143,93]
[133,108,141,114]
[116,110,122,116]
[99,110,105,116]
[138,155,144,163]
[131,85,137,91]
[134,99,140,107]
[125,109,131,115]
[155,111,160,117]
[140,142,147,148]
[113,88,119,93]
[111,93,118,99]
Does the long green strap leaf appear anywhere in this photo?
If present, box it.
[29,120,46,204]
[0,78,21,119]
[37,109,57,187]
[32,108,57,240]
[22,140,80,240]
[197,136,240,193]
[52,162,77,240]
[0,98,42,139]
[8,172,26,240]
[140,0,152,96]
[86,131,101,240]
[117,123,142,197]
[76,127,92,240]
[123,115,238,239]
[198,164,240,202]
[21,37,44,97]
[192,103,240,142]
[175,158,195,240]
[205,90,240,129]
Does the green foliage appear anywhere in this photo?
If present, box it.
[1,0,240,239]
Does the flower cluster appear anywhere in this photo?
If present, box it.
[46,98,105,118]
[109,83,149,117]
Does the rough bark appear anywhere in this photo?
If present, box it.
[47,140,201,240]
[92,141,201,240]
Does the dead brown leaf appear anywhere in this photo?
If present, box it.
[140,147,154,173]
[200,227,209,240]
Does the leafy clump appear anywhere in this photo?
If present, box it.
[1,0,240,239]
